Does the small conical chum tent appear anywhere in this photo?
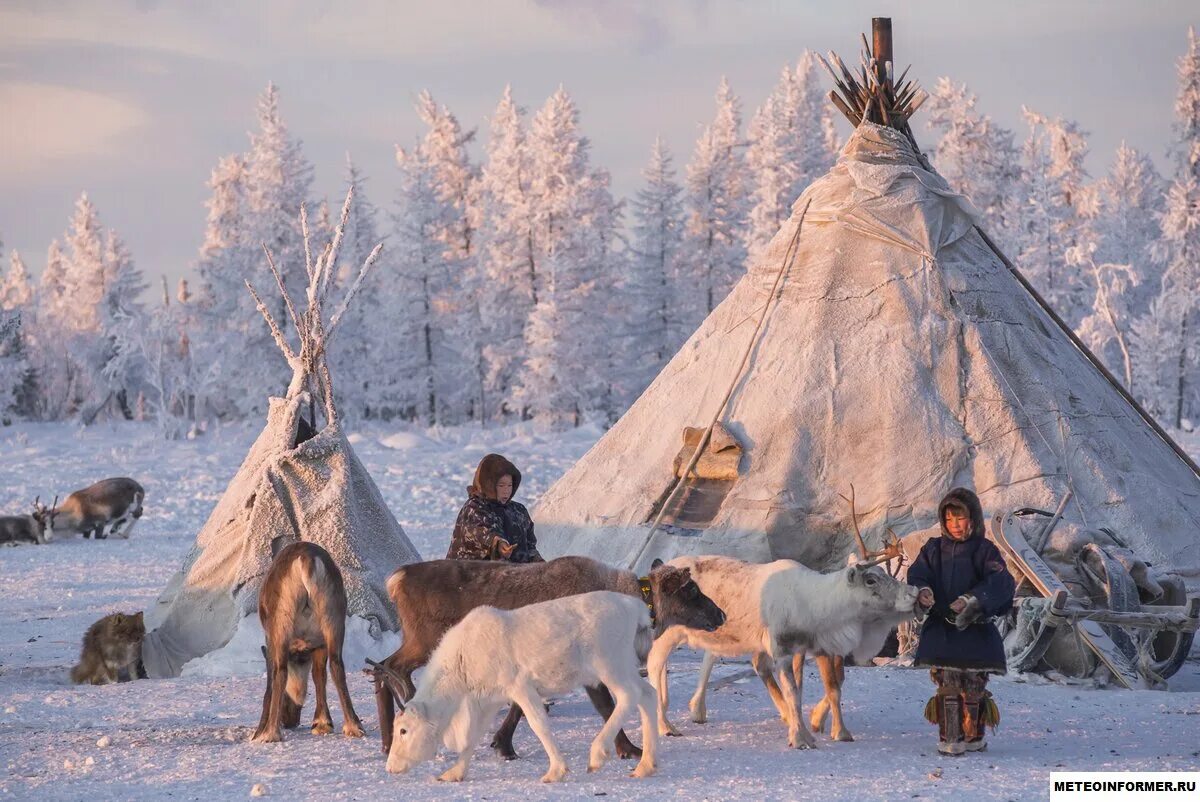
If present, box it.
[142,193,420,678]
[536,22,1200,595]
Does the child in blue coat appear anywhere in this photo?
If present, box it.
[907,487,1015,755]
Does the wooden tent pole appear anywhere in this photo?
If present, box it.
[872,17,892,85]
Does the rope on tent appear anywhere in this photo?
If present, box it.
[627,200,812,572]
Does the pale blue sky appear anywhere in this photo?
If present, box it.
[1,1,1195,292]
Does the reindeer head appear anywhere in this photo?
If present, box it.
[386,700,439,774]
[31,495,58,541]
[648,560,726,633]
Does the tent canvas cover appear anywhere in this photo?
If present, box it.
[142,194,419,678]
[535,121,1200,595]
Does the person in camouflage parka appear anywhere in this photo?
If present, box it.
[445,453,543,563]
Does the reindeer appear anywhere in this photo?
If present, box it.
[680,486,915,744]
[46,478,144,539]
[0,497,54,545]
[251,539,364,744]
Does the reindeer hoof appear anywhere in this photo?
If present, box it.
[833,730,854,743]
[789,729,818,749]
[437,767,466,782]
[250,729,284,744]
[540,765,568,783]
[343,722,365,738]
[311,721,334,736]
[631,762,656,779]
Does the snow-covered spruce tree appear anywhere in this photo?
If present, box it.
[326,154,385,420]
[389,92,481,425]
[245,82,314,312]
[625,137,684,396]
[392,139,444,424]
[1016,109,1098,329]
[517,86,619,427]
[1,250,34,311]
[679,78,749,340]
[476,86,536,422]
[0,310,33,423]
[925,77,1024,253]
[34,240,71,417]
[97,229,148,418]
[57,193,110,417]
[1146,27,1200,430]
[414,91,484,423]
[745,52,838,257]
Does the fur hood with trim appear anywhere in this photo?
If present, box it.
[468,453,523,501]
[937,487,985,540]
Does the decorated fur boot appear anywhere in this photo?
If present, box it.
[961,672,999,753]
[925,670,966,756]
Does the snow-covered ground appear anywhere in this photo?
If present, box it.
[1,421,1198,801]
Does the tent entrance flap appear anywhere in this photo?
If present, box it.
[647,424,743,529]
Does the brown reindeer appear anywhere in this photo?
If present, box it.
[46,478,144,539]
[251,540,365,744]
[372,555,725,759]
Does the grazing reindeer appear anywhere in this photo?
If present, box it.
[47,478,145,539]
[386,592,661,783]
[0,497,54,545]
[251,540,364,744]
[374,555,725,758]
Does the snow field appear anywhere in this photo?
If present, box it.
[1,420,1198,801]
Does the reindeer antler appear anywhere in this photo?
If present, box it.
[839,485,907,576]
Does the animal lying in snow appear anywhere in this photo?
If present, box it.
[251,540,364,744]
[386,591,662,783]
[648,555,921,748]
[70,611,145,684]
[45,478,145,539]
[0,497,53,545]
[376,555,725,758]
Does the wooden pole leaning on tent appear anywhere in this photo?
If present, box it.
[627,200,812,572]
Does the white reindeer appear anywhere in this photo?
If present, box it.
[386,591,659,783]
[647,556,920,748]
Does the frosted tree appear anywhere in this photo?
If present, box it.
[1,251,34,311]
[745,53,838,255]
[1147,26,1200,429]
[390,92,480,424]
[97,229,148,418]
[0,310,33,422]
[245,82,314,312]
[34,240,71,417]
[1131,295,1186,423]
[57,193,109,416]
[1016,109,1098,328]
[517,86,619,426]
[1095,144,1164,318]
[475,86,535,421]
[626,137,684,393]
[925,78,1024,252]
[679,78,749,336]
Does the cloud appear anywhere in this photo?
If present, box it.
[531,0,671,51]
[0,82,148,175]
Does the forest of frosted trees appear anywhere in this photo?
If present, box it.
[2,31,1200,435]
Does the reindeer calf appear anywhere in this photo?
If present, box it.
[251,540,364,744]
[387,591,659,783]
[0,498,52,545]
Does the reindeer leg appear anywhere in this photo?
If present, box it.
[752,651,789,724]
[511,681,567,783]
[772,653,816,749]
[586,685,641,759]
[587,683,636,775]
[816,653,854,744]
[647,628,686,737]
[631,679,659,778]
[491,704,524,760]
[689,651,717,724]
[310,647,334,735]
[328,648,363,738]
[252,645,289,743]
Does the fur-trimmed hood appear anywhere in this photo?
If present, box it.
[468,453,523,502]
[937,487,984,540]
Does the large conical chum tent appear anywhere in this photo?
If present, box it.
[537,21,1199,683]
[142,193,420,678]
